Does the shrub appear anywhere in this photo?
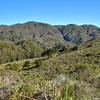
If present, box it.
[70,45,78,51]
[7,63,18,71]
[42,48,58,56]
[23,61,30,68]
[56,66,65,74]
[8,86,19,100]
[19,84,34,96]
[85,52,95,57]
[59,46,68,53]
[35,58,42,67]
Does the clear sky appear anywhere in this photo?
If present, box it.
[0,0,100,26]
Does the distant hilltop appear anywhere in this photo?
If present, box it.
[0,21,100,46]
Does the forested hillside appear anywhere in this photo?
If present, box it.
[0,40,42,64]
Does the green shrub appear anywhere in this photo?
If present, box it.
[19,84,34,96]
[56,66,65,74]
[8,84,34,99]
[35,58,42,67]
[85,52,95,57]
[8,86,19,100]
[59,46,68,53]
[7,63,18,71]
[42,48,58,56]
[23,61,30,68]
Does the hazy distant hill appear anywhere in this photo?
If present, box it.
[55,24,100,44]
[0,21,100,48]
[0,21,66,48]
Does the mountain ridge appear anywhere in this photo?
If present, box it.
[0,21,100,46]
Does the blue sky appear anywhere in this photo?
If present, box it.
[0,0,100,26]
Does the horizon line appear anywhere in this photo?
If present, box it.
[0,20,100,28]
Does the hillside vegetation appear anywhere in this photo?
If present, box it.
[0,40,42,64]
[0,37,100,100]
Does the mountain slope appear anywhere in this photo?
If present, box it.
[55,24,100,44]
[0,37,100,100]
[0,21,66,48]
[0,40,42,64]
[0,21,100,48]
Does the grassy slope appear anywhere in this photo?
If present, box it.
[0,37,100,100]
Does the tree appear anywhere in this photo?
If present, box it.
[35,59,42,67]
